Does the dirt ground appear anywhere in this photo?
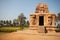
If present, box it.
[0,29,60,40]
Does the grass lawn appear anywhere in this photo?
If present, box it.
[0,27,29,34]
[0,27,20,34]
[0,27,20,30]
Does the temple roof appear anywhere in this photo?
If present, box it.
[35,3,49,13]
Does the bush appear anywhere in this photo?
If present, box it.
[55,28,60,32]
[0,27,18,33]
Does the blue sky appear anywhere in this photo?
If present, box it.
[0,0,60,21]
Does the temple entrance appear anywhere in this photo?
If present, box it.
[39,16,44,26]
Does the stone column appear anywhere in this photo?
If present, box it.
[52,16,55,26]
[36,14,39,26]
[44,14,48,26]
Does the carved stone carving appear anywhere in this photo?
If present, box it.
[32,15,36,25]
[48,15,52,25]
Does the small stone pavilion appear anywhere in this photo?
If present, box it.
[29,3,56,33]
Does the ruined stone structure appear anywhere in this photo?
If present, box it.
[29,3,56,33]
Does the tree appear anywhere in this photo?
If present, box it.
[18,13,26,26]
[56,12,60,28]
[26,20,29,27]
[0,20,4,27]
[8,20,12,26]
[56,12,60,21]
[6,20,9,26]
[3,20,6,27]
[13,19,19,27]
[18,13,26,30]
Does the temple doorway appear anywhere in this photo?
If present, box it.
[39,16,44,26]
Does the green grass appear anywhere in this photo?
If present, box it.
[0,27,29,33]
[0,27,20,33]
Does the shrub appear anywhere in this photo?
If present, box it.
[55,28,60,32]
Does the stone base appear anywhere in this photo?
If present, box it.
[38,27,45,33]
[46,27,55,33]
[29,26,38,30]
[29,26,55,33]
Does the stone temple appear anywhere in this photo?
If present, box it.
[29,3,56,33]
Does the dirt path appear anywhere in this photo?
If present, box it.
[0,30,60,40]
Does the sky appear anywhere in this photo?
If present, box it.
[0,0,60,21]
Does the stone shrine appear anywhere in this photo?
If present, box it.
[29,3,56,33]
